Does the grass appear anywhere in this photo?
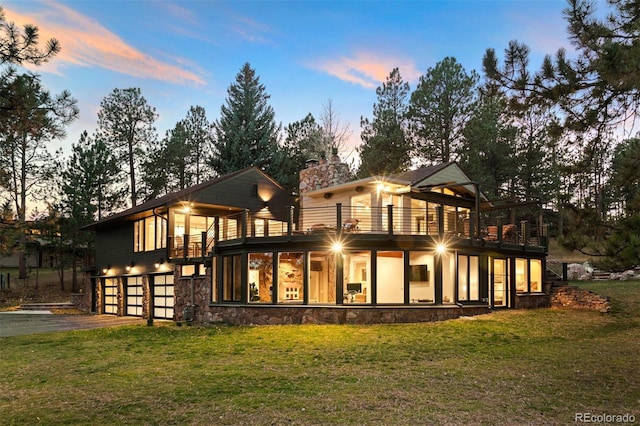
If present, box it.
[1,282,639,425]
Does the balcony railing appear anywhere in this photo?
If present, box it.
[225,205,545,243]
[168,203,548,260]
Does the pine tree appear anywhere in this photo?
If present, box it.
[97,87,157,207]
[358,68,412,177]
[0,73,77,278]
[59,131,125,223]
[409,57,478,164]
[210,63,283,177]
[0,6,60,66]
[183,105,213,185]
[459,86,517,195]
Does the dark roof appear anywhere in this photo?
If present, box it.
[82,167,282,230]
[389,162,454,186]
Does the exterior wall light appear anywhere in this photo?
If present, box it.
[155,258,164,269]
[102,264,111,274]
[126,261,135,272]
[331,241,343,253]
[436,243,447,255]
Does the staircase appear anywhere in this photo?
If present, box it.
[591,269,611,280]
[19,302,77,311]
[546,255,565,285]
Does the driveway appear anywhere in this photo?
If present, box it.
[0,311,146,337]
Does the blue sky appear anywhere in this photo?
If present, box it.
[5,0,572,162]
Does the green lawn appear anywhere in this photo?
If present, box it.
[1,281,639,425]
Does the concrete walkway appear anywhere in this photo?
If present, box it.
[0,311,146,337]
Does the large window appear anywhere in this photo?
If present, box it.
[515,258,542,293]
[278,252,304,303]
[442,252,455,304]
[173,213,215,257]
[530,259,542,292]
[222,255,242,302]
[309,251,335,304]
[134,215,167,252]
[343,251,370,303]
[457,255,479,301]
[492,258,508,307]
[516,258,528,293]
[377,251,403,303]
[248,253,273,303]
[409,251,434,304]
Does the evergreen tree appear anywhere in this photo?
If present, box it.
[210,63,283,178]
[409,57,478,164]
[0,72,78,278]
[0,6,60,66]
[183,105,213,185]
[97,87,158,207]
[141,121,190,200]
[459,86,516,196]
[358,68,412,177]
[59,131,124,222]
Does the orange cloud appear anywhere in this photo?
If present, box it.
[3,2,206,86]
[310,52,422,89]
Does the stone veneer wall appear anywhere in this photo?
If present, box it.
[71,292,91,312]
[201,305,490,325]
[550,286,611,313]
[174,269,210,322]
[298,156,351,194]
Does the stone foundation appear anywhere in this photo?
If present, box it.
[550,286,611,313]
[197,305,490,325]
[515,294,551,309]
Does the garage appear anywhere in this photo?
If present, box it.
[103,278,118,314]
[126,276,143,316]
[152,274,174,319]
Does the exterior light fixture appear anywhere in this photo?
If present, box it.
[155,258,164,269]
[436,243,447,255]
[102,264,111,274]
[331,241,343,252]
[126,261,134,272]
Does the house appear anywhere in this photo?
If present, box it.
[78,158,549,324]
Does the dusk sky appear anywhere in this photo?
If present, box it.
[5,0,574,163]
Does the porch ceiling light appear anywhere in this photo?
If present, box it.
[331,241,343,253]
[436,243,447,255]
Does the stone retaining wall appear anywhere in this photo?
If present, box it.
[550,286,611,313]
[70,292,91,312]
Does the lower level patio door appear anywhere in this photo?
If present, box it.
[492,258,508,307]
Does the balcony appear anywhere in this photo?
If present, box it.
[168,203,548,261]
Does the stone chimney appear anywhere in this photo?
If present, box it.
[299,154,351,194]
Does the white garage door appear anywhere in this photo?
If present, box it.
[126,276,143,316]
[153,274,174,319]
[103,278,118,314]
